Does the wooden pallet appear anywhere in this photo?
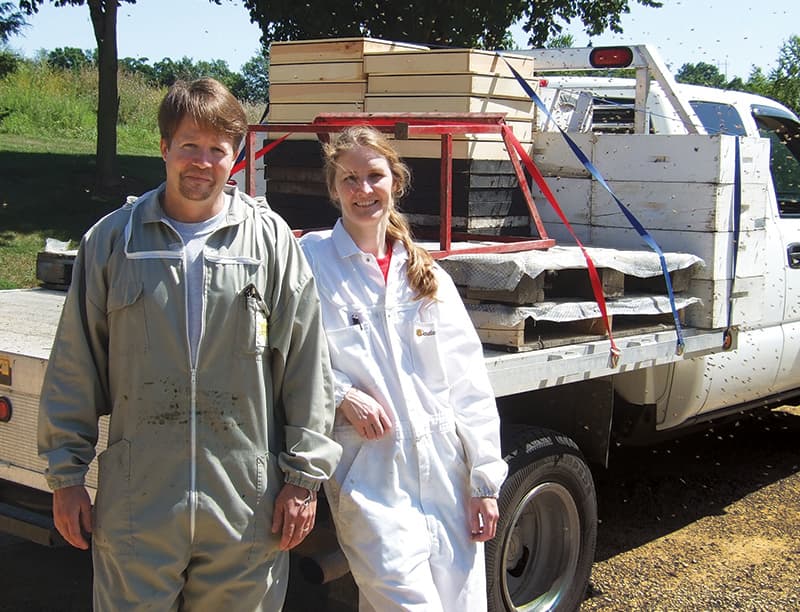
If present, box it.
[458,260,695,350]
[468,308,683,352]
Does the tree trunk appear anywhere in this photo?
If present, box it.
[88,0,119,195]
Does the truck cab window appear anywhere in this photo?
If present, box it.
[689,101,747,136]
[753,106,800,217]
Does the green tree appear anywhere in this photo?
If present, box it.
[769,35,800,115]
[195,58,237,87]
[241,0,662,49]
[19,0,136,194]
[744,66,773,99]
[16,0,243,195]
[46,46,93,70]
[151,56,204,86]
[119,55,155,80]
[546,33,575,49]
[236,51,269,105]
[675,61,727,88]
[1,1,26,43]
[520,0,662,47]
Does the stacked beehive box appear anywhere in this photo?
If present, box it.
[264,38,428,227]
[363,48,536,235]
[268,38,428,125]
[262,38,539,234]
[527,133,772,329]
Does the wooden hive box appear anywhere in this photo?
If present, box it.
[270,37,429,64]
[363,48,536,162]
[363,48,534,77]
[368,72,531,99]
[264,39,538,234]
[268,38,428,137]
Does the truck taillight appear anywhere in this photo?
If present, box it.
[589,46,634,69]
[0,396,11,422]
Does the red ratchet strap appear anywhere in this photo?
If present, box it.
[502,125,621,367]
[229,132,292,177]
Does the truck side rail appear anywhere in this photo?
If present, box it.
[485,326,726,397]
[522,44,706,135]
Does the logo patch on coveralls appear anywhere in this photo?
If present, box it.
[256,315,268,349]
[416,328,436,337]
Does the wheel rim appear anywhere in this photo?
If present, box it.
[499,481,582,611]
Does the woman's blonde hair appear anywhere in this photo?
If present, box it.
[322,125,438,300]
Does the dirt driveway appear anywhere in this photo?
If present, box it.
[581,404,800,610]
[1,406,798,611]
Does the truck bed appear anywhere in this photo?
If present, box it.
[0,289,66,360]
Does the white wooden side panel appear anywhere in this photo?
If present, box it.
[580,226,767,281]
[589,181,770,232]
[530,132,593,178]
[531,133,770,185]
[531,177,592,225]
[591,134,732,183]
[685,275,765,328]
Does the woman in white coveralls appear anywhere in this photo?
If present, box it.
[300,125,508,611]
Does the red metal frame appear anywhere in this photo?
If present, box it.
[243,113,555,257]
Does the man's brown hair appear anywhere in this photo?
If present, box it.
[158,77,248,150]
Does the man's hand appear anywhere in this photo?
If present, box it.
[339,387,393,440]
[469,496,500,542]
[271,483,317,551]
[53,485,93,550]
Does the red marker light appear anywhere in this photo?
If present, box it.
[589,47,634,69]
[0,396,11,422]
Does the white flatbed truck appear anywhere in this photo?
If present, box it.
[2,44,800,611]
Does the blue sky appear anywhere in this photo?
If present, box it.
[8,0,798,80]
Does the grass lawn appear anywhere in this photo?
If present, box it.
[0,134,164,288]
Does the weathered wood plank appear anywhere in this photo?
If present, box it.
[270,61,366,83]
[269,81,367,103]
[270,38,428,64]
[365,94,534,120]
[364,49,535,77]
[546,268,625,299]
[368,73,533,99]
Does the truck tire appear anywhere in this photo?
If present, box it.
[486,426,597,612]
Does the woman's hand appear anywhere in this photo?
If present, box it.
[469,496,500,542]
[339,387,393,439]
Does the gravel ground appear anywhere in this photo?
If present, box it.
[1,406,798,611]
[581,404,800,611]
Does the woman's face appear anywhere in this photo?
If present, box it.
[333,145,395,234]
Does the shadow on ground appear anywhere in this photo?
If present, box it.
[591,405,800,562]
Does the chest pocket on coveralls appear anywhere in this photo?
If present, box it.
[409,318,449,392]
[237,284,270,356]
[325,315,374,388]
[106,281,148,354]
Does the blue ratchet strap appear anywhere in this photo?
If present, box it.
[502,125,621,367]
[723,137,742,350]
[503,58,686,355]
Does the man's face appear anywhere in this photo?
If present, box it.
[160,116,236,208]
